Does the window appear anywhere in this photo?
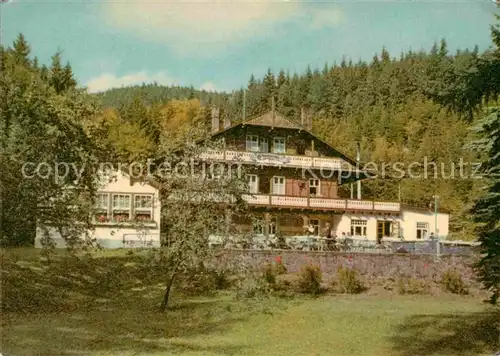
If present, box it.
[272,176,285,195]
[135,195,152,209]
[273,137,286,154]
[94,193,109,222]
[351,220,367,236]
[260,138,269,153]
[95,193,109,209]
[246,135,260,152]
[416,222,429,240]
[113,194,130,209]
[309,219,319,235]
[309,179,320,197]
[247,174,259,193]
[135,194,153,221]
[253,220,264,235]
[112,194,131,221]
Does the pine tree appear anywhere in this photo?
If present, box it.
[11,33,30,66]
[48,51,77,93]
[262,68,276,109]
[470,108,500,304]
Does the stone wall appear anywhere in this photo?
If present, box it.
[214,250,480,286]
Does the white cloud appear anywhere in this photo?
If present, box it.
[200,81,218,92]
[85,71,178,93]
[306,7,345,30]
[103,1,344,56]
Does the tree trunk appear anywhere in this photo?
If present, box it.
[160,271,177,311]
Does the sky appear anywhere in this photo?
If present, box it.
[1,0,499,93]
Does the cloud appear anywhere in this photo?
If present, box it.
[103,1,344,56]
[200,81,218,92]
[306,7,345,30]
[85,71,178,93]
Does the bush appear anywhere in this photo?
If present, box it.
[297,264,323,295]
[274,256,287,275]
[335,266,365,294]
[235,278,265,299]
[397,277,430,295]
[178,264,232,296]
[441,270,469,295]
[262,263,277,285]
[210,268,233,290]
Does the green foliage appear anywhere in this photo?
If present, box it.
[94,83,229,108]
[262,263,277,285]
[297,264,323,295]
[441,270,469,295]
[177,264,233,296]
[397,277,430,295]
[0,34,104,248]
[469,108,500,303]
[335,266,365,294]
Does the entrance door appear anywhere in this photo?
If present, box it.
[376,220,392,243]
[272,176,285,195]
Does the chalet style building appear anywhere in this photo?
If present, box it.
[200,108,449,243]
[35,108,449,249]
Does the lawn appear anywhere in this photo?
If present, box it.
[1,249,498,356]
[2,294,497,356]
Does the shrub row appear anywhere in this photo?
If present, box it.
[233,259,473,298]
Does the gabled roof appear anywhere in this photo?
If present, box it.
[210,110,364,170]
[243,111,303,130]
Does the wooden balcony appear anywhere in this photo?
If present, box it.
[168,192,400,213]
[199,149,349,170]
[242,194,401,212]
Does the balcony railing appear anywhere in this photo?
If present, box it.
[168,191,400,212]
[200,149,350,170]
[244,194,400,212]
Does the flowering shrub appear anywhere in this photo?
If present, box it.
[274,256,287,275]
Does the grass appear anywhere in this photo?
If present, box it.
[1,248,499,356]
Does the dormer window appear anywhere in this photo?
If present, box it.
[273,137,286,154]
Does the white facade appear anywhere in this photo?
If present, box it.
[35,170,162,249]
[331,207,449,242]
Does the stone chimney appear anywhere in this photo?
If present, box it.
[271,96,276,127]
[211,107,220,134]
[302,108,312,130]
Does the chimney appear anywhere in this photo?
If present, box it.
[211,107,220,133]
[306,109,312,130]
[301,107,305,126]
[223,115,231,129]
[271,96,276,127]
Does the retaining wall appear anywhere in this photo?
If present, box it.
[214,250,480,285]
